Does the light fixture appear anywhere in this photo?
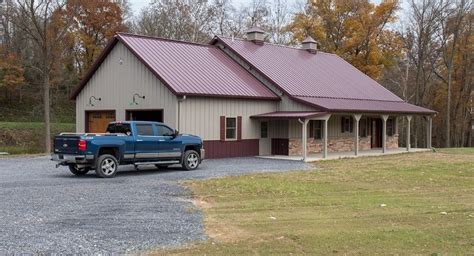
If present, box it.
[87,96,101,106]
[130,93,145,105]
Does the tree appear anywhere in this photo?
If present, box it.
[287,0,402,80]
[0,49,25,94]
[11,0,78,153]
[60,0,126,75]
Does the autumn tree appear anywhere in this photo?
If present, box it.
[287,0,402,80]
[0,49,24,96]
[61,0,126,76]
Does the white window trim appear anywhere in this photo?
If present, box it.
[225,116,238,141]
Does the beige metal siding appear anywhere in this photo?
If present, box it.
[75,42,178,132]
[178,97,277,140]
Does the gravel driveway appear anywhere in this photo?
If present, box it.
[0,156,309,254]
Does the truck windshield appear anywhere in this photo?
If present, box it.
[106,123,132,135]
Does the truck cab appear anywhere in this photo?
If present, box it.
[52,121,204,178]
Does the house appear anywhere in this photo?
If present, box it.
[70,29,436,160]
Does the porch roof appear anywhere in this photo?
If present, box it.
[250,111,328,119]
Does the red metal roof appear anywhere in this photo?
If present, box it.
[71,33,279,100]
[214,37,436,115]
[251,111,328,119]
[294,96,436,114]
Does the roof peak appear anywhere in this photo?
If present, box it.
[116,32,212,48]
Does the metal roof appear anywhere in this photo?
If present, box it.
[213,37,437,115]
[294,96,436,115]
[251,111,328,119]
[71,33,279,100]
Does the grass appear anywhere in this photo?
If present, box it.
[161,148,474,255]
[0,121,75,155]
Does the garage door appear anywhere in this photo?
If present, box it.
[86,111,116,133]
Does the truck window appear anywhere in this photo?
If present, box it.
[136,124,154,136]
[106,123,132,135]
[157,125,174,136]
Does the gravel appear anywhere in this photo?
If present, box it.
[0,156,310,254]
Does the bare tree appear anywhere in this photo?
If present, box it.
[407,0,446,147]
[11,0,77,153]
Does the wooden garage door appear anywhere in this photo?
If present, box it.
[86,111,116,133]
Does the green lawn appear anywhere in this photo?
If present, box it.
[163,148,474,255]
[0,122,75,154]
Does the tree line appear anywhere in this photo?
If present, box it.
[0,0,472,152]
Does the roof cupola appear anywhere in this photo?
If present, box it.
[302,36,318,54]
[246,27,265,45]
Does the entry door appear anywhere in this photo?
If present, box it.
[156,124,181,158]
[87,111,115,133]
[371,119,382,148]
[271,138,289,155]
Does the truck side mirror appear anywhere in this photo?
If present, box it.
[173,129,179,138]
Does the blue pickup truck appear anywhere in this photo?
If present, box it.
[52,121,204,178]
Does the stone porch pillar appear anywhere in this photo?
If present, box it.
[381,115,389,153]
[426,116,432,149]
[406,115,412,151]
[353,114,362,156]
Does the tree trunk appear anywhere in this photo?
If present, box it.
[446,63,453,148]
[43,71,51,154]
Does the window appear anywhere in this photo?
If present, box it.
[341,116,353,133]
[359,118,368,137]
[106,123,132,135]
[226,117,237,139]
[261,121,268,138]
[136,124,154,136]
[157,125,174,136]
[387,118,395,136]
[313,120,323,139]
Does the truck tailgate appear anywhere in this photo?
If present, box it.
[54,135,81,154]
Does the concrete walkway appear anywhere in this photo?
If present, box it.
[258,148,431,162]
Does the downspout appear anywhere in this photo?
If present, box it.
[177,95,186,131]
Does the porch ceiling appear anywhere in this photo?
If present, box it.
[250,111,328,119]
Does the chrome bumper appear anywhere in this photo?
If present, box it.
[200,148,205,161]
[51,154,94,164]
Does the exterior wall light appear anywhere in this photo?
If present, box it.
[130,93,145,105]
[87,96,101,106]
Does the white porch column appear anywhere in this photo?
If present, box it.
[406,115,412,151]
[353,114,362,156]
[381,115,389,153]
[426,116,432,149]
[301,119,309,161]
[323,118,328,158]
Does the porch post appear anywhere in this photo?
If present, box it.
[301,119,309,161]
[353,114,362,156]
[323,118,328,158]
[426,116,432,149]
[406,115,412,151]
[381,115,389,153]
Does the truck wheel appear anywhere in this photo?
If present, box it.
[95,154,119,178]
[68,165,90,176]
[182,150,200,171]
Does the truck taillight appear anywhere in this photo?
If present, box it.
[78,139,87,151]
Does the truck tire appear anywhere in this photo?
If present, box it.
[68,164,90,176]
[182,150,200,171]
[95,154,119,178]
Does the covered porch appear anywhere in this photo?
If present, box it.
[258,147,431,162]
[251,111,434,162]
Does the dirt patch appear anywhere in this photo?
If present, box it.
[192,197,251,243]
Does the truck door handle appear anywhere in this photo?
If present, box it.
[136,139,143,142]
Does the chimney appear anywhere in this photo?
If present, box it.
[246,27,265,45]
[302,36,318,54]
